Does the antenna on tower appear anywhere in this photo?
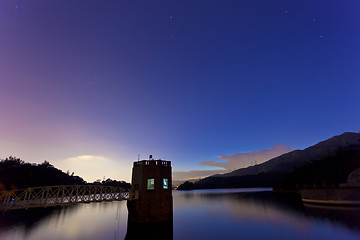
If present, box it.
[138,154,140,161]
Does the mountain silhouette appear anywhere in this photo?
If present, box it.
[178,132,360,190]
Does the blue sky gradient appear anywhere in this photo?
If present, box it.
[1,1,359,181]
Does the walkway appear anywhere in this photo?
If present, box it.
[0,185,133,211]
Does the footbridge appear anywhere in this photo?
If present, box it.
[0,185,135,211]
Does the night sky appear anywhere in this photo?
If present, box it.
[1,1,359,182]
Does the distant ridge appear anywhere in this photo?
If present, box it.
[177,132,360,190]
[0,157,131,191]
[219,132,360,177]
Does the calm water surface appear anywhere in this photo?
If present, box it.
[1,188,360,240]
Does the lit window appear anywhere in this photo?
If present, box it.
[147,179,154,190]
[163,178,168,189]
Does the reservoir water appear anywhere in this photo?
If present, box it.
[1,188,359,240]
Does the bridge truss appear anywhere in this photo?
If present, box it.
[0,185,133,211]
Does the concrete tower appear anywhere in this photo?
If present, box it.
[127,156,173,223]
[126,156,173,239]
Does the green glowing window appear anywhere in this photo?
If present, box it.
[163,178,168,189]
[147,179,154,190]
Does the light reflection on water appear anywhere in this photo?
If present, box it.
[1,188,360,240]
[0,201,128,240]
[173,188,360,240]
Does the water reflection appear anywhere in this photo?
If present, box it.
[125,189,173,240]
[173,189,360,240]
[125,220,173,240]
[0,201,129,240]
[303,204,360,232]
[0,206,73,233]
[0,189,359,240]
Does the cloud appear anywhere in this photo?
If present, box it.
[55,155,130,182]
[201,144,293,171]
[173,169,227,181]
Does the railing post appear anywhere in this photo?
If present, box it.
[44,187,49,207]
[25,188,31,209]
[40,188,45,207]
[61,186,65,205]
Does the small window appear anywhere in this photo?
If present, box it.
[147,179,154,190]
[163,178,168,189]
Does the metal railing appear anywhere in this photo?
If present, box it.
[0,185,133,211]
[134,160,171,167]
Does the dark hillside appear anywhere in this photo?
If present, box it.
[222,132,360,178]
[273,146,360,191]
[192,171,286,189]
[0,157,86,190]
[178,132,360,190]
